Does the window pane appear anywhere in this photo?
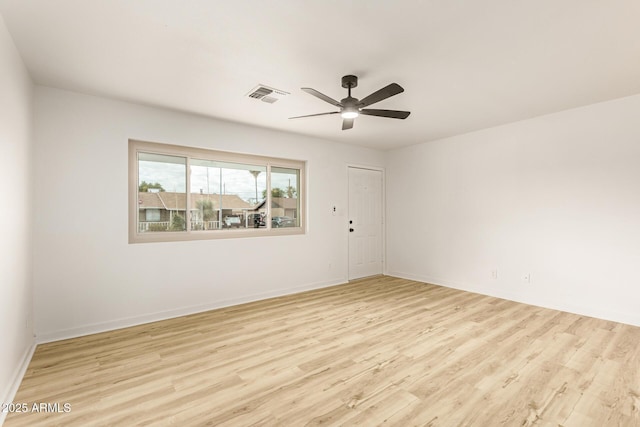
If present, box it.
[271,167,300,228]
[137,153,187,232]
[190,159,266,230]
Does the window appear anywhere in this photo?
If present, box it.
[129,140,305,243]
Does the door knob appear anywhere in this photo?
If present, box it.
[349,228,354,232]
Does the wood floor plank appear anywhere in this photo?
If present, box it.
[4,276,639,426]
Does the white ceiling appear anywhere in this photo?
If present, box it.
[2,1,640,150]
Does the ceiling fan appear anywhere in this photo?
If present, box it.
[289,75,411,130]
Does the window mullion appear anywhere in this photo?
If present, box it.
[186,157,191,232]
[266,163,271,229]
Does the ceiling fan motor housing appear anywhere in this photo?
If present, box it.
[341,97,358,108]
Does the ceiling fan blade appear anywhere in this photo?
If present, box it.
[342,118,354,130]
[289,111,339,119]
[357,83,404,108]
[360,109,411,119]
[301,88,343,107]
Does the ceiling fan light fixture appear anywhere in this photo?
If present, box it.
[341,108,359,119]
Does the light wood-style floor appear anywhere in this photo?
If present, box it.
[5,276,640,426]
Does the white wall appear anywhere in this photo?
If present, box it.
[387,94,640,326]
[33,87,385,342]
[0,14,34,420]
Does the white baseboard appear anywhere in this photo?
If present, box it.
[387,271,640,328]
[36,277,348,344]
[1,340,36,426]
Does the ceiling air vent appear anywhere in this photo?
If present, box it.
[246,84,289,104]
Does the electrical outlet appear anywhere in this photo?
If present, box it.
[522,273,531,284]
[491,269,498,280]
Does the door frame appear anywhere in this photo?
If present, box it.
[347,164,386,280]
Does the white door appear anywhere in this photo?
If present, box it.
[348,167,383,280]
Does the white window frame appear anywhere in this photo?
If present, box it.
[129,139,306,244]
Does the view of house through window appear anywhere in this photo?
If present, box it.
[131,140,304,242]
[270,167,300,228]
[137,153,187,232]
[189,160,267,230]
